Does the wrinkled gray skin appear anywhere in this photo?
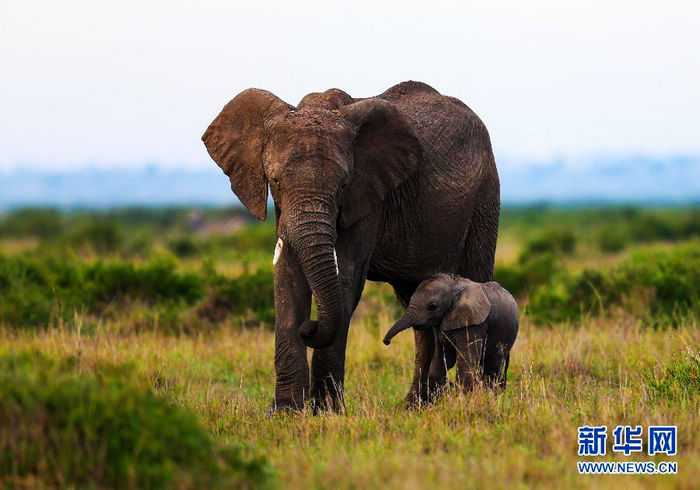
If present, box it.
[202,81,500,412]
[384,274,518,404]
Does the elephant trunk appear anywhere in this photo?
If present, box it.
[285,200,343,350]
[383,308,418,345]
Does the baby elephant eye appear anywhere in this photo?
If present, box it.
[427,302,439,311]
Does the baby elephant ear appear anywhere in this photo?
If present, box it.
[202,89,293,220]
[441,279,491,331]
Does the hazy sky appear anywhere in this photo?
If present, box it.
[1,0,699,169]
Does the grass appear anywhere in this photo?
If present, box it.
[0,351,271,489]
[0,205,698,488]
[0,314,696,488]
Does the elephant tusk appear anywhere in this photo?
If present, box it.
[273,238,284,265]
[333,248,339,274]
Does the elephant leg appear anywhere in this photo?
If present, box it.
[428,335,457,397]
[454,325,487,392]
[271,241,311,412]
[406,328,436,407]
[391,283,435,407]
[310,322,350,413]
[310,217,378,412]
[483,346,509,391]
[395,283,451,406]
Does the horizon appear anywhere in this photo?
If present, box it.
[2,153,698,208]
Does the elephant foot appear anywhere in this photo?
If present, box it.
[266,396,306,416]
[405,377,447,409]
[310,397,344,415]
[426,377,448,402]
[310,388,346,415]
[405,386,435,409]
[405,390,425,410]
[310,377,346,414]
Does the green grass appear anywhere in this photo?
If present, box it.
[0,350,272,489]
[0,205,698,488]
[0,252,275,332]
[526,241,700,325]
[0,316,696,488]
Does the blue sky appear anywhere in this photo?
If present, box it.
[2,0,699,169]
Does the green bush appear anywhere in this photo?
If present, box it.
[0,251,279,330]
[499,206,699,252]
[201,267,275,326]
[630,246,700,321]
[0,351,273,489]
[495,253,559,296]
[0,208,64,238]
[123,228,155,257]
[598,227,627,252]
[616,208,699,244]
[526,268,623,323]
[212,223,277,254]
[84,256,204,307]
[643,350,700,403]
[168,235,200,257]
[0,253,65,327]
[494,230,577,296]
[527,243,699,325]
[520,229,576,257]
[0,254,204,329]
[63,221,126,254]
[631,213,680,242]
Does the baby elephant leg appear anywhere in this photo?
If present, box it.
[406,328,435,407]
[427,334,457,399]
[483,347,510,390]
[452,325,487,392]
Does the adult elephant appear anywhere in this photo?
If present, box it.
[202,81,500,411]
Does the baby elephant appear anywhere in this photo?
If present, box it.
[383,274,518,402]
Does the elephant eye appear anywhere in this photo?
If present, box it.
[427,301,439,311]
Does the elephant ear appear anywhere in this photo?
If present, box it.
[202,89,292,220]
[441,279,491,331]
[338,99,422,228]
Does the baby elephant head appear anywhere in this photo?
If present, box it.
[383,274,491,345]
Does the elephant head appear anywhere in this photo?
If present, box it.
[202,88,421,349]
[383,274,491,345]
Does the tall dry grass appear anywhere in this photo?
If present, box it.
[1,294,696,489]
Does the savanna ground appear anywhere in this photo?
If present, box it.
[0,206,698,489]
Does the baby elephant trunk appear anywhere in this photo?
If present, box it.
[383,309,418,345]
